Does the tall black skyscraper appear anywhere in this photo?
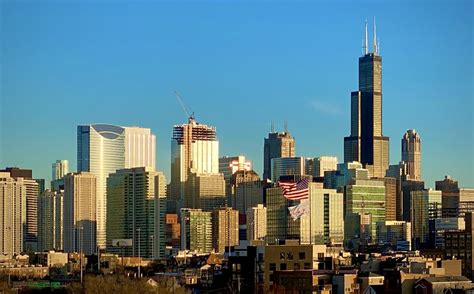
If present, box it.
[344,20,389,178]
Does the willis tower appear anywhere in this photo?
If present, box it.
[344,20,389,178]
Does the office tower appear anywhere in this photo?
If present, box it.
[344,21,389,178]
[0,172,26,255]
[35,179,45,195]
[38,189,63,251]
[52,160,69,181]
[0,167,39,252]
[445,212,474,279]
[186,173,225,211]
[384,177,397,221]
[266,186,294,244]
[212,207,239,253]
[247,204,267,242]
[386,161,409,220]
[313,156,338,177]
[63,172,97,255]
[436,175,459,209]
[345,212,372,246]
[376,221,412,250]
[402,180,425,221]
[180,208,213,253]
[300,184,344,244]
[77,124,156,248]
[230,170,263,216]
[271,157,305,183]
[344,178,386,242]
[106,167,166,259]
[165,214,180,253]
[263,130,295,181]
[411,189,442,249]
[170,118,219,212]
[219,155,252,184]
[402,130,421,180]
[324,161,369,191]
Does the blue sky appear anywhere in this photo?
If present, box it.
[1,0,473,187]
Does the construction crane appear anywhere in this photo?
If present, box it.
[174,91,195,121]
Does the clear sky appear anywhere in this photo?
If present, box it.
[1,0,473,188]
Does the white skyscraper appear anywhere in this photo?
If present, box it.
[52,160,69,181]
[77,124,156,248]
[247,204,267,242]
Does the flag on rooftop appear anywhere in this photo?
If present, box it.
[278,177,310,200]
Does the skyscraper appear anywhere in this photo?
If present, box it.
[0,172,26,255]
[411,189,442,249]
[271,157,305,183]
[402,129,421,181]
[106,167,166,258]
[230,170,263,216]
[52,160,69,181]
[0,167,39,252]
[38,189,63,251]
[180,208,213,253]
[212,207,239,253]
[185,173,226,211]
[344,21,389,178]
[313,156,338,177]
[63,172,97,255]
[247,204,267,242]
[263,130,295,181]
[77,124,156,248]
[170,118,219,213]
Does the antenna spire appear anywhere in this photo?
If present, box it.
[284,120,288,133]
[373,17,378,55]
[271,121,275,133]
[364,19,368,55]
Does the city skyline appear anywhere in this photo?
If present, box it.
[1,1,473,188]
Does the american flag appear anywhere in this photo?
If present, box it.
[278,178,310,200]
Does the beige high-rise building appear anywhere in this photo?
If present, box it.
[106,167,167,259]
[247,204,267,242]
[52,160,69,181]
[38,189,63,251]
[313,156,338,177]
[186,173,225,211]
[230,170,263,216]
[219,155,252,184]
[402,129,421,181]
[63,172,97,255]
[212,207,239,253]
[0,172,26,255]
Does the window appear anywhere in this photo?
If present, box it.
[280,263,287,270]
[294,263,300,270]
[299,252,306,260]
[269,263,276,271]
[280,252,285,260]
[304,263,311,269]
[318,253,325,260]
[287,252,294,260]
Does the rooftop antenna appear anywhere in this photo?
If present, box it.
[284,120,288,133]
[364,19,369,55]
[174,91,195,121]
[271,121,275,133]
[373,17,378,55]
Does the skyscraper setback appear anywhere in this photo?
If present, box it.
[77,124,156,248]
[344,21,389,178]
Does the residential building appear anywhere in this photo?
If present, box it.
[52,160,69,181]
[38,189,63,251]
[212,207,239,253]
[185,173,225,211]
[230,170,263,216]
[411,189,442,249]
[180,208,213,253]
[106,167,166,259]
[77,124,156,248]
[376,221,412,250]
[247,204,267,242]
[63,172,97,255]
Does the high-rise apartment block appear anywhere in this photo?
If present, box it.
[212,207,239,253]
[170,118,219,213]
[402,130,421,181]
[186,173,226,211]
[106,167,166,259]
[219,155,252,184]
[180,208,213,253]
[247,204,267,242]
[0,167,39,252]
[313,156,338,177]
[77,124,156,248]
[63,172,97,255]
[38,189,63,251]
[263,130,295,181]
[52,160,69,181]
[230,170,263,216]
[344,22,389,178]
[0,172,26,255]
